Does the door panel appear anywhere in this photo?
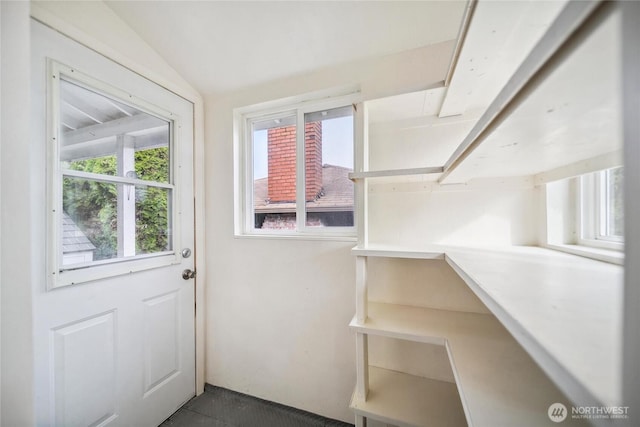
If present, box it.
[31,20,195,427]
[143,291,180,395]
[53,311,117,427]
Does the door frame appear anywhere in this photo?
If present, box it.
[30,4,207,396]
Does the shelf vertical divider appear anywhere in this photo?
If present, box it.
[355,332,369,401]
[354,100,370,411]
[356,256,368,322]
[354,101,369,247]
[622,0,640,416]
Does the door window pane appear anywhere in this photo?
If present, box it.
[60,79,170,184]
[58,76,174,269]
[63,177,118,263]
[304,106,354,228]
[63,177,172,266]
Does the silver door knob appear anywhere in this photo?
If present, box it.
[182,269,196,280]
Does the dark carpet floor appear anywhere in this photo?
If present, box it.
[160,385,355,427]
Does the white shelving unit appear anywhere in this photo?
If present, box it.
[440,1,621,185]
[351,300,592,427]
[350,247,602,427]
[445,247,623,408]
[349,1,636,426]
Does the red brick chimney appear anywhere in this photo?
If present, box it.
[267,122,322,203]
[304,121,322,201]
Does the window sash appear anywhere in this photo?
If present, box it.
[246,111,297,235]
[578,168,624,250]
[62,169,174,190]
[298,104,355,233]
[597,168,624,241]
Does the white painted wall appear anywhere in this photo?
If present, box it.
[205,41,455,423]
[368,179,539,247]
[366,104,539,248]
[367,258,489,314]
[368,119,476,171]
[1,2,35,425]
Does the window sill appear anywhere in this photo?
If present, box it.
[545,243,624,265]
[234,233,357,243]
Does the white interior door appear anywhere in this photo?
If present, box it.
[31,20,196,426]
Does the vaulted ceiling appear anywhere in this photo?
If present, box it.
[105,1,468,95]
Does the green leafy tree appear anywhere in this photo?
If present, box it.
[63,156,118,260]
[134,147,170,254]
[63,147,170,260]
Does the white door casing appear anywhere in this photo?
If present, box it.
[31,20,196,427]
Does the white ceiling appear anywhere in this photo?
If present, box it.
[105,0,468,95]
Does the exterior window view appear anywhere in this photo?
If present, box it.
[59,78,173,267]
[602,166,624,239]
[252,106,354,231]
[578,165,625,248]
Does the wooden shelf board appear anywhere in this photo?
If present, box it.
[441,3,620,184]
[349,166,443,180]
[350,366,466,427]
[352,302,589,426]
[351,244,445,260]
[445,246,623,409]
[350,303,489,346]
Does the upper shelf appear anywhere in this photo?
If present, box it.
[348,166,443,181]
[362,3,622,186]
[440,0,567,117]
[441,2,622,184]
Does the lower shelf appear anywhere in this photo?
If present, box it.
[351,303,591,426]
[350,366,467,427]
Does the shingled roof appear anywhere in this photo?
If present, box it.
[62,212,96,254]
[254,164,354,213]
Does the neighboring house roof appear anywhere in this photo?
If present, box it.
[254,164,354,213]
[62,213,96,253]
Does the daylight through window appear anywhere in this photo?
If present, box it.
[58,77,174,268]
[579,166,624,249]
[247,102,355,236]
[600,167,624,240]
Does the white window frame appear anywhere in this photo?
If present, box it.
[47,60,182,288]
[235,89,360,239]
[578,168,624,251]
